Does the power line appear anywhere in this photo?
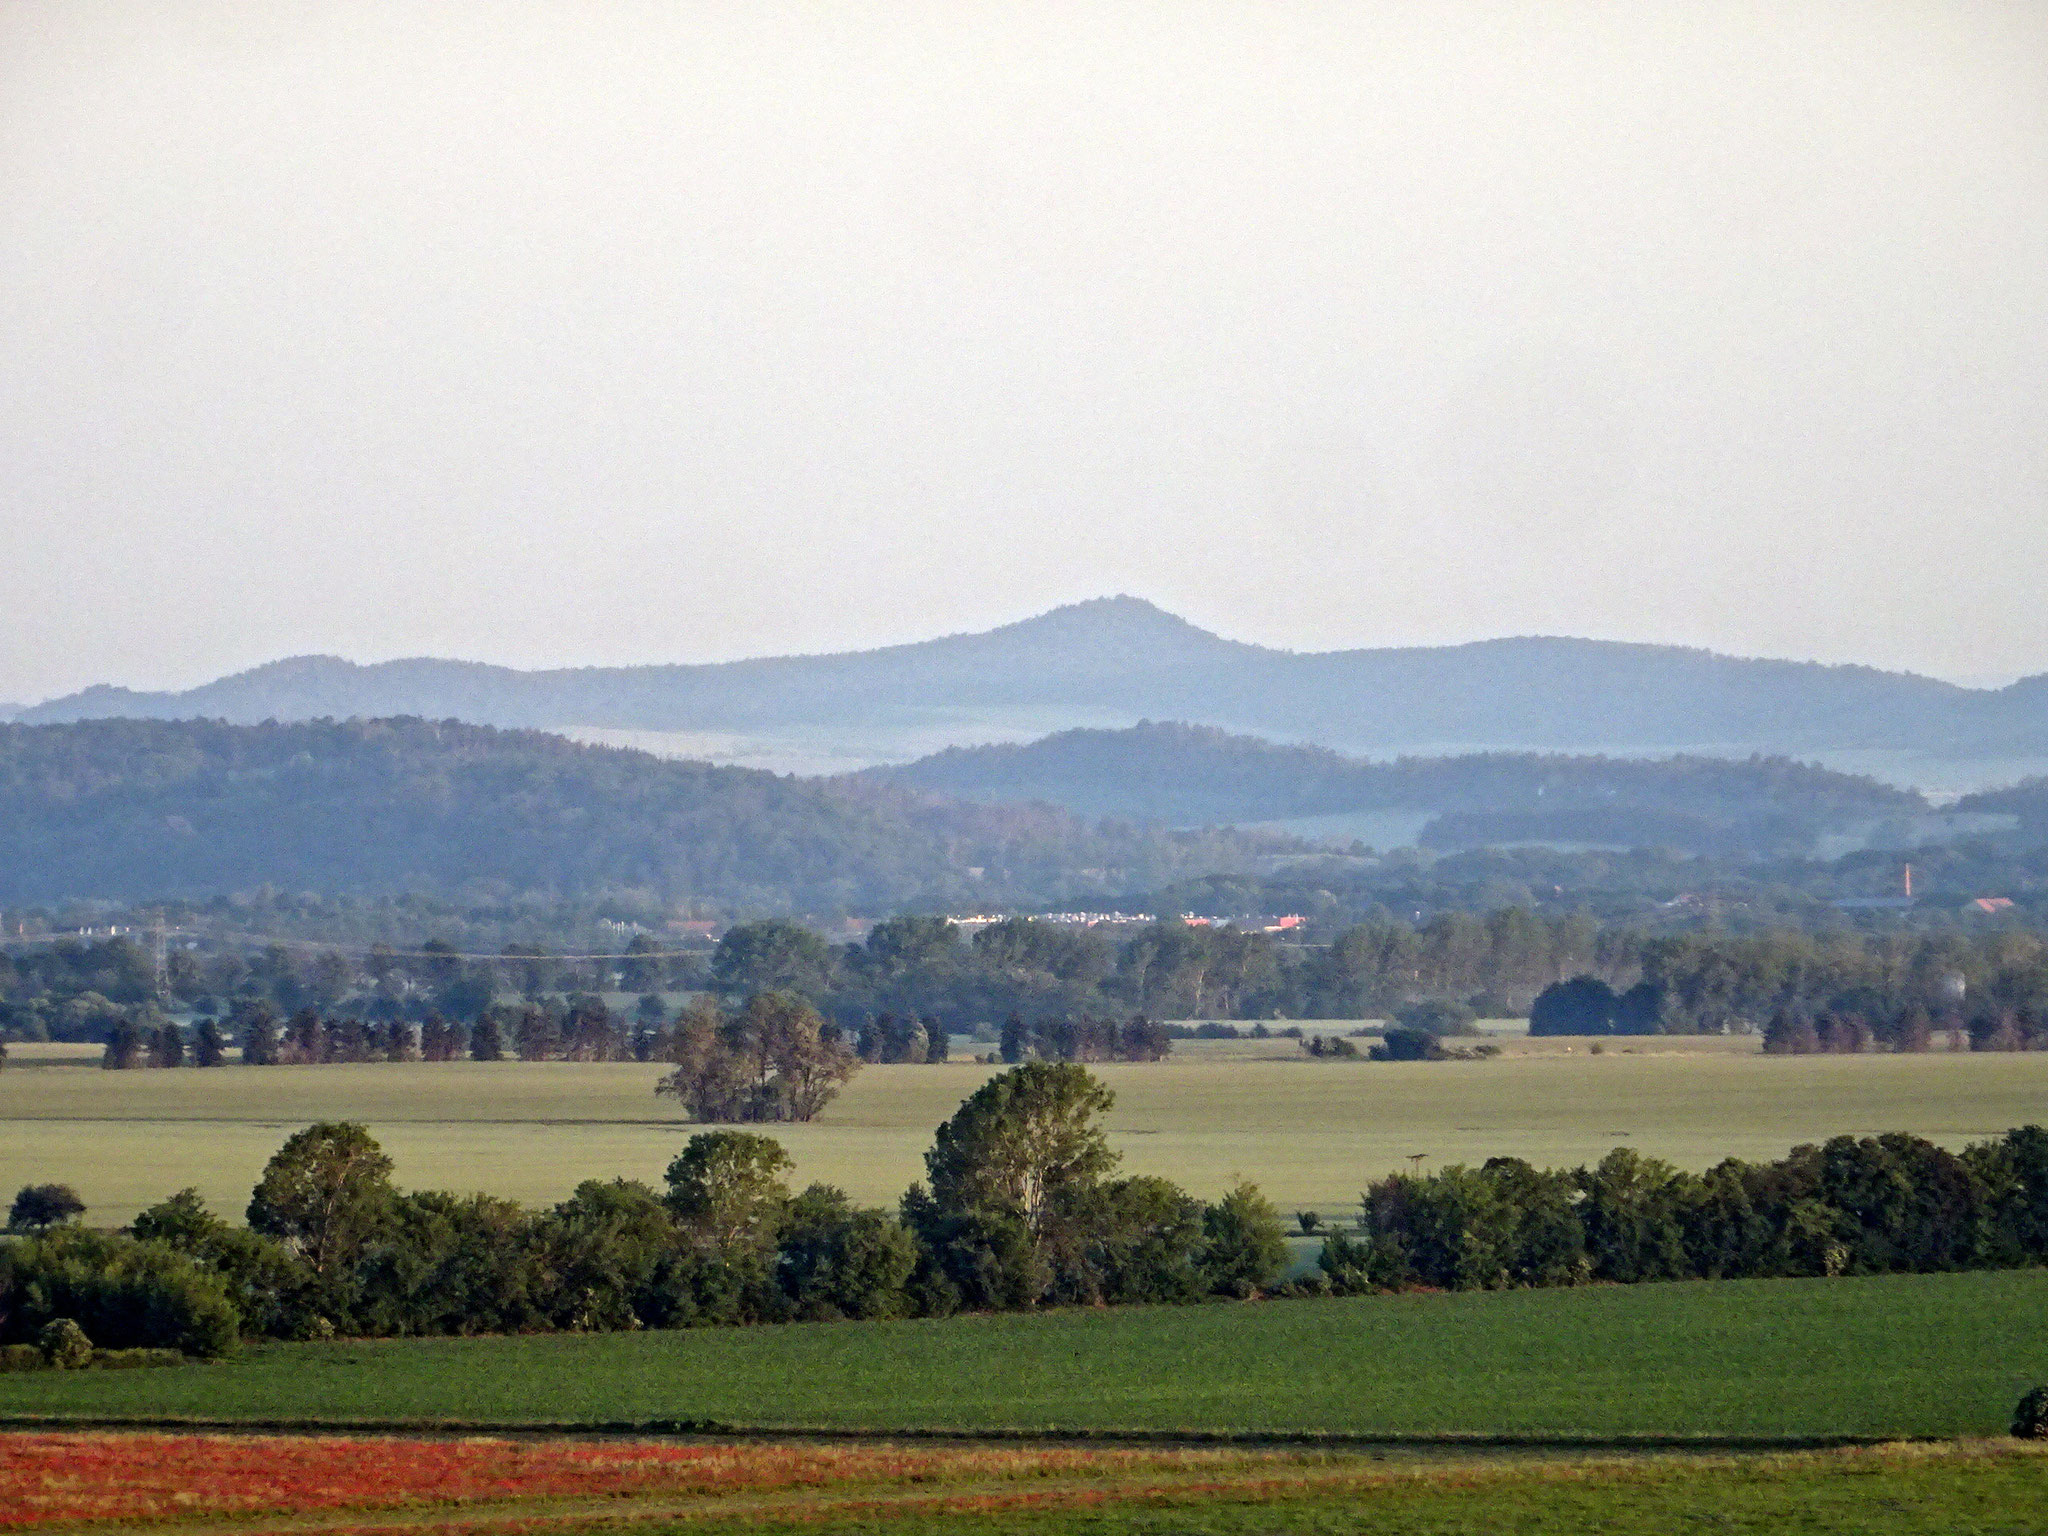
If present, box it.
[203,933,703,962]
[0,927,702,962]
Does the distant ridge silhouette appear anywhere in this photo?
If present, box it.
[8,596,2044,758]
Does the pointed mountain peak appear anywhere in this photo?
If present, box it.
[983,596,1245,651]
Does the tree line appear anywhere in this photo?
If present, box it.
[8,1066,2048,1364]
[0,1064,1291,1356]
[1316,1127,2048,1293]
[93,989,1183,1116]
[21,915,2048,1057]
[1528,926,2048,1046]
[99,993,878,1128]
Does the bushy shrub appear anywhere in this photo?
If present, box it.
[1529,975,1618,1036]
[38,1317,93,1369]
[1370,1027,1446,1062]
[1300,1035,1359,1059]
[1200,1183,1290,1298]
[133,1189,315,1338]
[0,1343,45,1372]
[1054,1175,1207,1307]
[1,1228,240,1358]
[2013,1386,2048,1440]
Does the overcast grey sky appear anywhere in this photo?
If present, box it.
[2,2,2044,702]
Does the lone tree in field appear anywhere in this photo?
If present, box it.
[246,1121,395,1274]
[7,1182,86,1233]
[923,1062,1117,1246]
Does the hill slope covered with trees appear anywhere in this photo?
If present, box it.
[859,722,1925,857]
[0,719,1284,911]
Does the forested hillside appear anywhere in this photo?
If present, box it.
[1958,778,2048,838]
[860,722,1923,856]
[0,719,1284,910]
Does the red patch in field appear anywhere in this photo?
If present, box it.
[0,1431,1146,1527]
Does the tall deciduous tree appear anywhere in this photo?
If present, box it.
[923,1062,1117,1246]
[246,1121,394,1275]
[663,1131,791,1253]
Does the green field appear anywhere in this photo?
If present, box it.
[3,1270,2044,1441]
[608,1451,2048,1536]
[3,1038,2044,1225]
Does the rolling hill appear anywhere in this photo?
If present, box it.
[856,721,1930,858]
[10,598,2046,764]
[0,719,1287,911]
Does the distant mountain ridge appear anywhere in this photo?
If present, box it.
[10,597,2045,759]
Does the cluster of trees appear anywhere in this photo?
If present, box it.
[1528,927,2048,1045]
[28,907,1606,1051]
[657,994,860,1122]
[0,933,711,1044]
[0,1065,1292,1354]
[995,1014,1172,1063]
[88,984,1179,1098]
[853,1014,949,1063]
[1315,1128,2048,1293]
[0,937,158,1042]
[100,992,870,1126]
[100,1015,229,1068]
[13,1086,2048,1364]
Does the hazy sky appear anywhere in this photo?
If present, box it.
[3,2,2044,701]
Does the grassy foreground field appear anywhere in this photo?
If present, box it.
[3,1270,2043,1442]
[6,1432,2046,1534]
[5,1042,2046,1225]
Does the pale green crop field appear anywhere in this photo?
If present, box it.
[2,1039,2044,1226]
